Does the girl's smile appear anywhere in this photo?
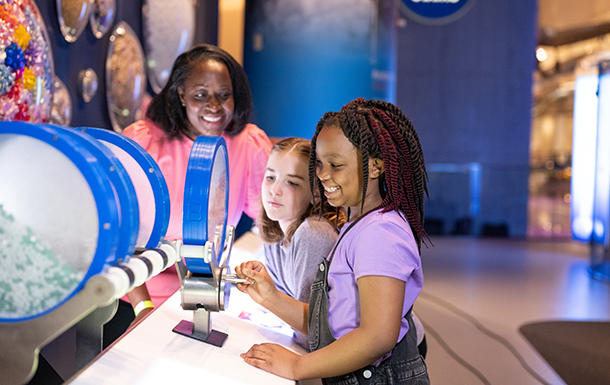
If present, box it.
[322,184,340,199]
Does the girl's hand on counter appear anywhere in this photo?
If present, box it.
[240,343,301,380]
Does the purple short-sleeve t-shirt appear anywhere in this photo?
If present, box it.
[327,209,423,344]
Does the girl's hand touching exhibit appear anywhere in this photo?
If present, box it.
[235,261,278,306]
[240,343,301,380]
[235,260,310,337]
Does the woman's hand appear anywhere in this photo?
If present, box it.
[240,343,301,380]
[234,261,278,306]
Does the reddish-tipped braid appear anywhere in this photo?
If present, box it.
[369,108,427,245]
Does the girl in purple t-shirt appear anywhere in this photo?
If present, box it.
[236,98,430,384]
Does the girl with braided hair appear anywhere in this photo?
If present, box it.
[235,98,430,384]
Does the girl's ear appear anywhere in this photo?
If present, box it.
[369,157,385,179]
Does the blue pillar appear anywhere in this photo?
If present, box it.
[243,0,397,139]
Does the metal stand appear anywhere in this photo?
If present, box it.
[172,308,228,347]
[171,259,231,347]
[40,301,117,381]
[0,275,115,385]
[172,226,235,348]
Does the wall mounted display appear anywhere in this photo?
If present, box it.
[78,68,98,103]
[56,0,94,43]
[0,0,54,123]
[142,0,196,94]
[89,0,115,39]
[106,21,146,133]
[50,75,71,125]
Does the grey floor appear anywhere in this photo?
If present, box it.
[418,236,610,385]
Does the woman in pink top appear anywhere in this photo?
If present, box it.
[104,45,271,344]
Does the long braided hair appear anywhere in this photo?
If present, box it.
[309,98,430,251]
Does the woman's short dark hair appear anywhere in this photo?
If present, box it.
[146,44,252,140]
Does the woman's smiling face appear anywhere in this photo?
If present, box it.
[178,59,234,138]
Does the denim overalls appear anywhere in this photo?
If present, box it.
[308,217,430,385]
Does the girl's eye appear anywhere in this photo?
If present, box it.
[288,181,299,187]
[266,176,275,181]
[331,163,341,169]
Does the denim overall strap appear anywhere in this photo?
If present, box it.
[308,217,363,352]
[308,257,334,352]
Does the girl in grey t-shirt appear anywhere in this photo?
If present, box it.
[258,137,343,348]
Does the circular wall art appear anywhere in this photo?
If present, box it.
[78,68,98,103]
[90,0,115,39]
[56,0,94,43]
[0,0,54,123]
[50,75,71,126]
[142,0,195,94]
[106,21,146,133]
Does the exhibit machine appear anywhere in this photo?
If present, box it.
[0,121,243,384]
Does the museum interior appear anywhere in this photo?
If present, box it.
[1,1,610,384]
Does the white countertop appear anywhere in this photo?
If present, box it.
[68,232,312,385]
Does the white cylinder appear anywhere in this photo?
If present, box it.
[160,241,177,268]
[124,258,149,290]
[141,250,164,277]
[102,266,131,299]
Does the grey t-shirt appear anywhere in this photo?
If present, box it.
[264,216,338,349]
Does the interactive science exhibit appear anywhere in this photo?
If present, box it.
[0,122,245,384]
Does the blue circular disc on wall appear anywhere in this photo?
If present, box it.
[400,0,476,26]
[0,121,121,322]
[78,127,170,248]
[182,136,229,275]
